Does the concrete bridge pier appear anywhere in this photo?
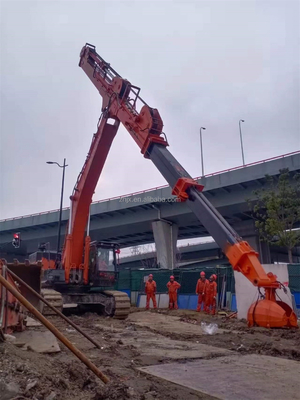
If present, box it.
[234,220,271,264]
[152,220,178,270]
[246,235,271,264]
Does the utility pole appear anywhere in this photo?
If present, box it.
[200,127,206,177]
[239,119,245,165]
[46,158,68,260]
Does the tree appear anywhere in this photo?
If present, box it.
[249,168,300,263]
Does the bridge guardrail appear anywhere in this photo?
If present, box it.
[1,150,299,223]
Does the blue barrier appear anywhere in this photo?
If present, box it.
[231,294,237,311]
[178,295,190,309]
[188,295,198,310]
[293,292,300,308]
[137,294,141,307]
[136,292,239,311]
[177,294,198,310]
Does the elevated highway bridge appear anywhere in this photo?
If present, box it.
[0,151,299,265]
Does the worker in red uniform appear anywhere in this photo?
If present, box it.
[205,274,217,315]
[145,274,157,310]
[196,271,208,312]
[167,275,181,309]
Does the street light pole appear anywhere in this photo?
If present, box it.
[200,127,206,177]
[46,159,68,260]
[239,119,245,166]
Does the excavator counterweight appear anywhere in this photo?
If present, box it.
[78,43,298,329]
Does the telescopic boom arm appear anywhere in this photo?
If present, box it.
[78,44,277,288]
[74,43,297,328]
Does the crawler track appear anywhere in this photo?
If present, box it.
[41,289,63,315]
[104,290,131,319]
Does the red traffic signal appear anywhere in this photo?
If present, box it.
[12,233,21,248]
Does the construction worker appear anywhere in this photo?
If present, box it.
[196,271,208,312]
[205,274,217,315]
[167,275,181,309]
[145,274,157,310]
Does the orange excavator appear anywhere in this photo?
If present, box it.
[62,42,297,329]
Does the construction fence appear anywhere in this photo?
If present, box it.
[288,264,300,309]
[116,264,236,310]
[116,263,300,312]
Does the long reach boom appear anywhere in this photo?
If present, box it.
[62,43,297,328]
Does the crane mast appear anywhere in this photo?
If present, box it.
[66,43,297,328]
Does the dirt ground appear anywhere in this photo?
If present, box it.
[0,308,299,400]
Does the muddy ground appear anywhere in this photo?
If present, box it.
[0,308,299,400]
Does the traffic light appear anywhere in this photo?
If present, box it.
[12,233,21,248]
[38,242,47,251]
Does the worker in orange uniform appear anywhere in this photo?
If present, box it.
[205,274,217,315]
[196,271,208,312]
[167,275,181,309]
[145,274,157,310]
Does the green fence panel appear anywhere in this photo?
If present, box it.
[177,265,234,294]
[117,270,131,290]
[130,269,159,292]
[130,269,173,293]
[118,263,300,296]
[288,264,300,292]
[120,263,235,295]
[178,267,216,294]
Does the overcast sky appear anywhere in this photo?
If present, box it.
[0,0,299,220]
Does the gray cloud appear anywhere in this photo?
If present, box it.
[0,0,299,219]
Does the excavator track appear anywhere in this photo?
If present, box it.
[103,290,131,319]
[41,288,63,315]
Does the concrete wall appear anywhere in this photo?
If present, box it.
[234,264,293,320]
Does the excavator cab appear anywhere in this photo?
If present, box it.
[29,250,57,270]
[88,241,120,288]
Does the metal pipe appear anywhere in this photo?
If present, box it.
[6,268,101,349]
[0,273,109,384]
[57,158,67,259]
[46,159,68,261]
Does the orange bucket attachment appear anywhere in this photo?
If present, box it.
[248,299,298,328]
[8,262,42,311]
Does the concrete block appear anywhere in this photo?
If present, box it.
[13,330,60,353]
[137,294,146,308]
[131,291,138,305]
[158,294,169,308]
[138,354,300,400]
